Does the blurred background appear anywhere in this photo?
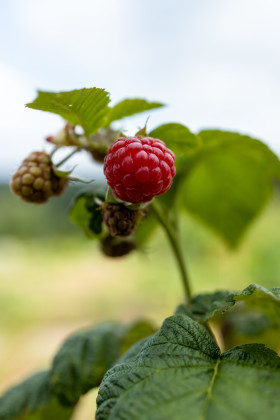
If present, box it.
[1,1,280,418]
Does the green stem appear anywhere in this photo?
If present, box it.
[150,200,192,304]
[202,322,217,344]
[50,145,61,157]
[56,148,80,167]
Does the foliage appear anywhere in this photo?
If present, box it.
[3,86,280,419]
[26,88,110,137]
[97,314,280,420]
[104,98,164,126]
[177,283,280,351]
[0,321,155,419]
[0,371,73,420]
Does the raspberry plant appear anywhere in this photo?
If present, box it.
[1,87,280,420]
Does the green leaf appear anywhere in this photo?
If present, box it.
[149,123,200,157]
[116,336,152,365]
[0,371,73,420]
[26,88,110,136]
[134,210,158,246]
[120,320,156,354]
[235,283,280,315]
[50,320,155,406]
[69,193,104,237]
[181,284,280,324]
[220,309,279,352]
[176,290,235,322]
[178,284,280,351]
[105,99,164,125]
[229,284,280,350]
[180,130,280,247]
[97,314,280,420]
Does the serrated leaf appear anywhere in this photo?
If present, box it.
[149,123,200,158]
[26,88,110,136]
[50,320,155,406]
[235,283,280,314]
[180,130,280,247]
[178,284,280,351]
[181,284,280,324]
[0,371,73,420]
[97,314,280,420]
[69,193,103,237]
[105,99,164,125]
[176,290,235,321]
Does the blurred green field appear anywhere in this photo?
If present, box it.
[1,183,280,418]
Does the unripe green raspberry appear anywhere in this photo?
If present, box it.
[10,151,68,203]
[103,203,139,237]
[100,235,136,257]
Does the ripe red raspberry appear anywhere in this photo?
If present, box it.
[104,137,176,203]
[10,151,68,204]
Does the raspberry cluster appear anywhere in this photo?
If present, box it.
[103,203,139,237]
[104,137,176,203]
[101,235,136,257]
[11,151,68,203]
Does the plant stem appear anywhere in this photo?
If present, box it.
[50,145,61,157]
[55,148,80,167]
[202,322,217,344]
[150,200,192,304]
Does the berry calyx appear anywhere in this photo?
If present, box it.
[103,203,139,237]
[10,151,68,204]
[104,136,176,204]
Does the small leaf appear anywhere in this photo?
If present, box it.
[105,99,164,125]
[88,212,103,235]
[180,130,280,246]
[179,283,280,351]
[0,371,73,420]
[26,88,110,136]
[50,320,155,406]
[97,314,280,420]
[235,283,280,314]
[183,284,280,324]
[176,290,236,322]
[69,193,103,238]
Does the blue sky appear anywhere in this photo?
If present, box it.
[1,0,280,180]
